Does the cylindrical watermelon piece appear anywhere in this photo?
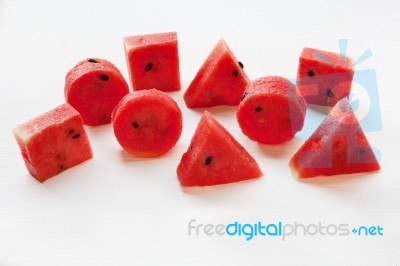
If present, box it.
[236,76,306,144]
[65,58,130,126]
[112,89,183,157]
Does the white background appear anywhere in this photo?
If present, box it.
[1,0,399,265]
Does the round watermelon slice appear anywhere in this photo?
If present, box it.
[65,58,130,126]
[112,89,182,158]
[236,76,306,144]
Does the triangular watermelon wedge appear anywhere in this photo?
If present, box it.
[183,39,250,108]
[177,111,262,186]
[289,97,380,178]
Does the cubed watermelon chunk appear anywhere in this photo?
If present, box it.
[123,32,180,92]
[177,111,262,186]
[296,47,354,107]
[13,103,93,182]
[65,58,130,126]
[236,76,306,144]
[289,97,380,178]
[183,39,250,108]
[112,89,182,157]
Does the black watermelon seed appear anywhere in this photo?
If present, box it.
[145,63,153,71]
[326,89,334,98]
[233,69,239,77]
[132,121,139,129]
[101,115,108,122]
[241,92,249,101]
[100,74,109,81]
[238,61,244,69]
[87,58,98,63]
[359,147,366,154]
[60,164,64,170]
[68,129,75,135]
[255,106,263,112]
[204,156,213,165]
[72,133,81,139]
[307,70,315,77]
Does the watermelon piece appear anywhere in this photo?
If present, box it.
[112,89,182,157]
[296,47,354,107]
[65,57,130,126]
[123,32,180,92]
[183,39,250,108]
[236,76,306,144]
[289,98,380,178]
[177,111,262,187]
[13,103,93,183]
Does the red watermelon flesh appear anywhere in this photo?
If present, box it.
[236,76,306,144]
[112,89,182,158]
[124,32,180,92]
[296,47,354,107]
[177,111,262,187]
[65,58,130,126]
[289,97,380,178]
[183,39,250,108]
[13,103,93,182]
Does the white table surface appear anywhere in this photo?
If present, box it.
[1,0,399,265]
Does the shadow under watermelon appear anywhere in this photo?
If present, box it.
[181,177,261,195]
[185,105,238,117]
[294,170,380,186]
[256,140,300,159]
